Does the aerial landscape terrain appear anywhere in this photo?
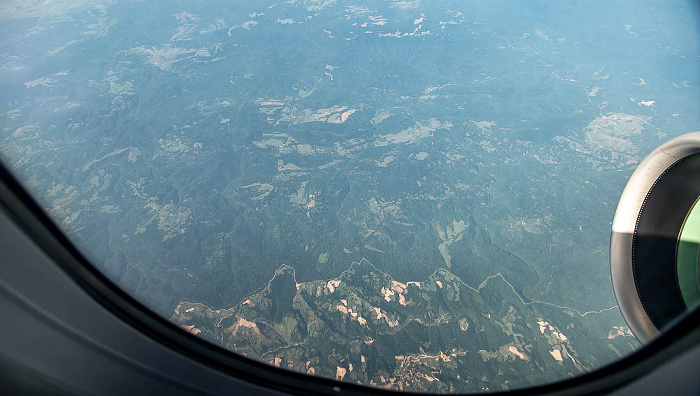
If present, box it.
[1,0,698,392]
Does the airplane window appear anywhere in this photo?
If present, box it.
[0,0,698,393]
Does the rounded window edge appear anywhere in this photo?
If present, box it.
[0,159,699,396]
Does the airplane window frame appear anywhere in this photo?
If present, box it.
[0,159,698,396]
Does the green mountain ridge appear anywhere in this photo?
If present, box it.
[172,258,637,393]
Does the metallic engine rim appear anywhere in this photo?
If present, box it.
[611,131,700,344]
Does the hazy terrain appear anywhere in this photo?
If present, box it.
[1,0,698,392]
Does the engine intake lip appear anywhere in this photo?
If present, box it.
[611,132,700,344]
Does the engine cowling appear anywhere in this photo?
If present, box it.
[611,132,700,344]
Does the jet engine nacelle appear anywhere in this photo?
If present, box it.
[612,132,700,344]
